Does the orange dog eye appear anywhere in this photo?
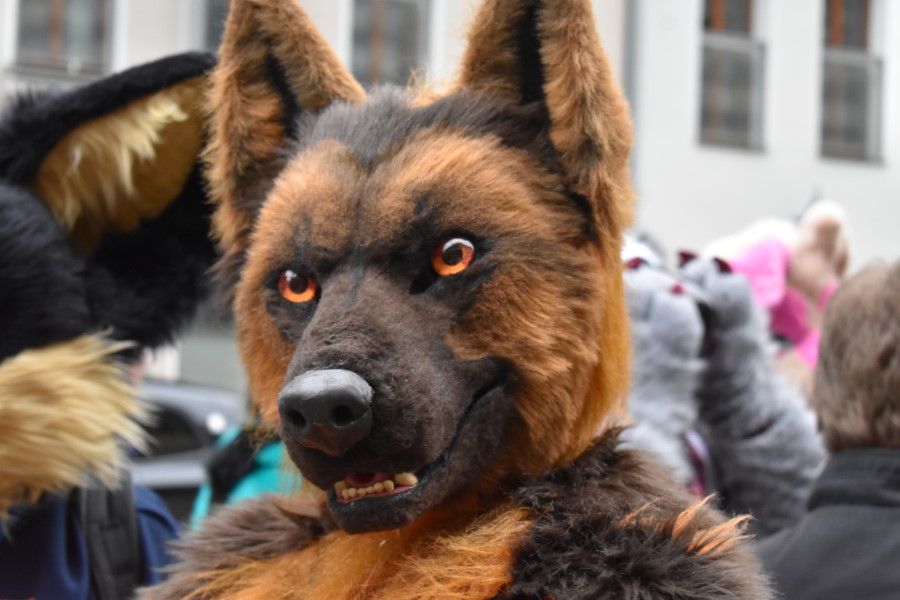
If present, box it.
[431,238,475,276]
[278,270,318,303]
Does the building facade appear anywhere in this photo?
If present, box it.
[629,0,899,271]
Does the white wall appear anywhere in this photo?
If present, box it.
[593,0,628,84]
[630,0,900,271]
[425,0,628,89]
[0,0,18,99]
[112,0,187,71]
[427,0,473,84]
[299,0,354,64]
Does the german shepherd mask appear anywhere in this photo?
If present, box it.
[141,2,771,598]
[208,0,633,535]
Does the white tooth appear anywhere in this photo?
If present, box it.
[365,486,375,495]
[335,481,347,494]
[395,472,418,487]
[374,482,385,493]
[358,488,368,497]
[348,488,358,498]
[342,489,351,500]
[384,480,395,492]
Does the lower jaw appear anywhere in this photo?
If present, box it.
[326,486,429,533]
[327,467,512,537]
[325,383,517,533]
[334,477,416,504]
[325,454,449,533]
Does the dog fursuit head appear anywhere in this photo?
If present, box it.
[141,0,771,598]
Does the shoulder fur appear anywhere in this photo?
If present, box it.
[138,494,332,600]
[500,429,772,599]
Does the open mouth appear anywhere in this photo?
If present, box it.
[335,471,419,503]
[326,425,455,511]
[311,360,515,533]
[324,369,510,516]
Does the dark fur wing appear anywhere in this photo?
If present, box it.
[0,183,89,361]
[84,166,216,351]
[0,52,218,355]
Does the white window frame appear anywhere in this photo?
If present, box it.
[698,0,767,150]
[350,0,432,87]
[820,0,884,162]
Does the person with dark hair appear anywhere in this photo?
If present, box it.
[756,260,900,600]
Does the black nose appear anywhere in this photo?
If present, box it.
[278,369,373,457]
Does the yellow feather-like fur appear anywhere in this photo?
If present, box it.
[31,78,205,255]
[0,334,144,519]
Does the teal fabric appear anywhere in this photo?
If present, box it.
[189,428,301,528]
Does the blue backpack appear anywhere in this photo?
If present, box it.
[0,473,178,600]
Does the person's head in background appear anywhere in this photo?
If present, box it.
[814,260,900,453]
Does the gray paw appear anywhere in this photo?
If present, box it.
[681,257,762,333]
[625,262,704,359]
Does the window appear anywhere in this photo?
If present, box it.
[821,0,882,161]
[824,0,868,48]
[699,0,765,148]
[16,0,111,75]
[704,0,753,32]
[352,0,430,86]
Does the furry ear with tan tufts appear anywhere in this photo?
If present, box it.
[0,52,218,355]
[457,0,634,263]
[206,0,366,296]
[0,52,218,518]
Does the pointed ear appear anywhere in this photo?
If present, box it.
[457,0,633,260]
[207,0,366,292]
[0,52,218,350]
[0,53,216,256]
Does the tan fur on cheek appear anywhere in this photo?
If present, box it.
[234,287,294,426]
[449,244,630,484]
[232,142,370,424]
[0,335,144,518]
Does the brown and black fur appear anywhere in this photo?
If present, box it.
[142,0,771,598]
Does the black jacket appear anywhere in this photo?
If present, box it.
[755,447,900,600]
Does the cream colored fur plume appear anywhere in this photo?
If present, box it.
[0,334,145,519]
[31,79,204,254]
